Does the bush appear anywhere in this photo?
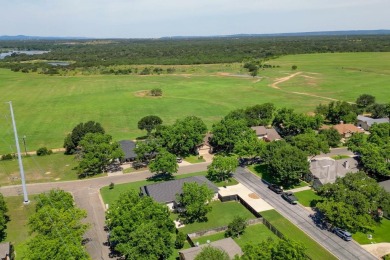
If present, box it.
[1,154,14,161]
[292,65,298,70]
[150,88,162,96]
[36,147,52,156]
[175,231,186,249]
[109,182,115,190]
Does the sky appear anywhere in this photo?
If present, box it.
[1,0,389,38]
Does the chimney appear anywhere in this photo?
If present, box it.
[340,121,344,125]
[344,160,349,169]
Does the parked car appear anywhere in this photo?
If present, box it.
[333,227,352,241]
[268,184,283,194]
[281,192,298,204]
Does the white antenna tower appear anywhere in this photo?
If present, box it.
[7,101,29,204]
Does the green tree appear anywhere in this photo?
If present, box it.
[137,115,163,136]
[207,155,238,182]
[177,182,214,223]
[317,172,390,233]
[134,137,162,162]
[233,135,265,159]
[318,101,358,124]
[160,116,207,156]
[225,215,247,238]
[77,133,124,176]
[291,65,298,70]
[175,231,186,249]
[149,149,178,176]
[150,88,162,96]
[319,128,342,148]
[265,143,309,187]
[210,119,257,153]
[370,103,387,119]
[106,190,175,259]
[36,147,52,156]
[0,194,8,241]
[289,131,329,158]
[36,189,74,211]
[356,94,376,111]
[244,103,276,126]
[194,246,230,260]
[63,121,105,154]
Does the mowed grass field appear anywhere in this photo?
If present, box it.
[0,52,389,154]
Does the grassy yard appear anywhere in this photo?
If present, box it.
[331,155,351,160]
[353,217,390,244]
[294,189,323,207]
[173,201,256,234]
[191,223,279,248]
[1,52,389,154]
[248,164,308,189]
[4,196,38,260]
[184,155,205,164]
[0,153,80,186]
[260,210,337,260]
[213,178,239,187]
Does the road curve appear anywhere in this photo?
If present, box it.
[234,167,377,260]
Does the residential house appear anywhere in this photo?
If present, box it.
[322,123,364,138]
[251,126,282,142]
[118,140,136,162]
[178,237,243,260]
[356,115,389,131]
[0,242,10,260]
[140,176,219,210]
[307,157,360,189]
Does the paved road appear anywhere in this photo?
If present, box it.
[234,167,377,260]
[1,162,210,260]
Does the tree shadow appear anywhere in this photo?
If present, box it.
[146,173,174,183]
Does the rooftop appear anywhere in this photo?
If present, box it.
[357,115,389,126]
[379,179,390,193]
[140,176,219,204]
[179,237,243,260]
[251,126,267,136]
[119,140,136,159]
[310,157,360,185]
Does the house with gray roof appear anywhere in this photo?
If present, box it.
[119,140,136,162]
[357,115,389,131]
[0,242,10,260]
[379,180,390,193]
[140,176,219,210]
[178,237,243,260]
[307,157,360,189]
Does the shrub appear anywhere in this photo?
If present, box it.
[1,154,14,161]
[36,147,52,156]
[109,182,115,190]
[150,88,163,96]
[292,65,298,70]
[175,231,186,249]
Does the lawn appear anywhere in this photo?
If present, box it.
[172,201,256,234]
[4,195,38,260]
[248,164,308,189]
[0,153,80,186]
[353,217,390,244]
[294,189,323,207]
[191,223,279,248]
[331,155,351,160]
[100,171,208,206]
[184,155,205,163]
[1,52,389,154]
[260,210,337,260]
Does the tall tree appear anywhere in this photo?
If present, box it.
[177,182,214,223]
[148,149,178,176]
[0,194,8,241]
[319,128,342,148]
[265,143,309,187]
[233,135,265,159]
[77,133,124,176]
[137,115,163,136]
[369,103,387,119]
[317,101,358,124]
[106,190,175,260]
[63,121,105,154]
[194,246,230,260]
[225,215,247,238]
[244,103,276,126]
[207,155,238,182]
[288,131,330,158]
[356,94,376,111]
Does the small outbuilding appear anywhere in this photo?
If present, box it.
[178,237,243,260]
[356,115,389,131]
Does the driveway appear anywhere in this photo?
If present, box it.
[234,167,377,260]
[1,162,210,260]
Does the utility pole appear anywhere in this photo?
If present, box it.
[8,101,29,204]
[22,135,27,156]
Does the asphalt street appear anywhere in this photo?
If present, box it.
[234,167,377,260]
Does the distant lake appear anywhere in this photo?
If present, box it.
[0,50,50,59]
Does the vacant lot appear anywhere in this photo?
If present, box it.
[1,52,389,153]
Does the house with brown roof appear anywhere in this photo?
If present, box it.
[251,126,281,142]
[322,122,364,138]
[178,237,243,260]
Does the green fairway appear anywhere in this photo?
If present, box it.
[1,52,390,154]
[0,153,79,186]
[294,189,323,207]
[191,223,278,248]
[260,209,337,260]
[172,201,255,234]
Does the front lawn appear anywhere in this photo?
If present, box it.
[173,201,255,234]
[5,196,38,260]
[248,164,308,189]
[213,178,239,187]
[191,223,279,248]
[184,155,206,164]
[260,210,336,260]
[353,217,390,244]
[331,155,351,160]
[294,189,323,207]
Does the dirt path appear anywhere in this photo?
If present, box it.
[271,72,302,89]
